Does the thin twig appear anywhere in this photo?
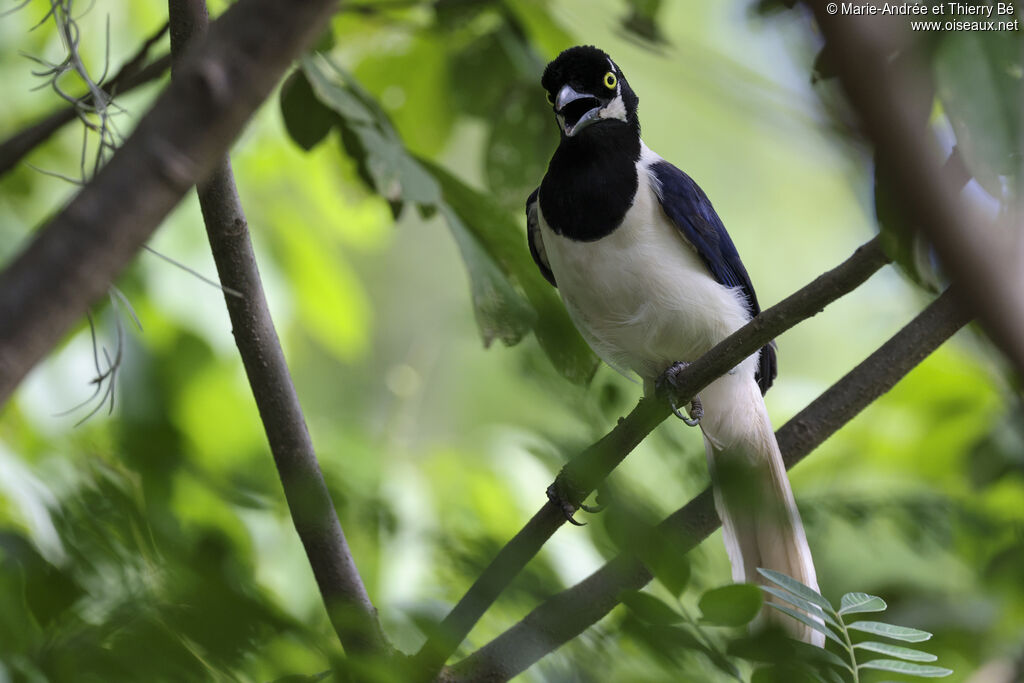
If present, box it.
[167,0,389,657]
[0,0,342,405]
[411,236,889,679]
[0,21,170,178]
[450,288,970,682]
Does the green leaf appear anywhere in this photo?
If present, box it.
[846,621,932,643]
[303,54,378,125]
[354,33,456,157]
[619,591,684,626]
[503,0,575,58]
[439,205,535,348]
[483,85,556,212]
[698,584,764,627]
[761,586,841,629]
[859,659,952,677]
[421,159,598,383]
[756,568,836,616]
[278,223,370,362]
[934,29,1021,194]
[620,0,668,45]
[839,592,887,615]
[729,629,851,673]
[279,70,337,151]
[764,603,844,647]
[302,54,440,207]
[854,641,937,662]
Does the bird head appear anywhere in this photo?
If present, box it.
[541,45,639,139]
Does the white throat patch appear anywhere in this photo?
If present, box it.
[599,94,627,122]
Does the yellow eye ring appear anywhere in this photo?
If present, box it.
[546,91,554,105]
[604,71,617,89]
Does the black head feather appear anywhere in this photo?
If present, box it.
[541,45,639,133]
[538,46,642,242]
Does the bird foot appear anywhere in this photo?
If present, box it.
[546,476,607,526]
[655,361,704,427]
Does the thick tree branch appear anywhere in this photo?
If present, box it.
[0,23,171,179]
[0,0,340,406]
[166,0,387,656]
[451,287,970,682]
[807,2,1024,377]
[411,236,889,678]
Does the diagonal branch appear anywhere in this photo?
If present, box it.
[411,236,889,678]
[450,287,970,682]
[167,0,387,656]
[0,22,171,178]
[807,2,1024,377]
[0,0,341,406]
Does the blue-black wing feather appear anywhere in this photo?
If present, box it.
[649,161,777,394]
[526,187,557,287]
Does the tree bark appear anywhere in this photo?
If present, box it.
[0,0,339,405]
[167,0,388,657]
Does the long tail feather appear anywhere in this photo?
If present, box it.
[699,372,823,646]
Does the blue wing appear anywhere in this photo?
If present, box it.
[526,187,557,287]
[649,161,777,394]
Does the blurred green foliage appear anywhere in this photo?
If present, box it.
[0,0,1022,681]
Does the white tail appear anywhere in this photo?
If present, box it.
[698,371,823,646]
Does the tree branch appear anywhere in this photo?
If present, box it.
[411,236,889,678]
[0,0,340,406]
[806,2,1024,377]
[166,0,387,657]
[450,287,970,682]
[0,23,171,179]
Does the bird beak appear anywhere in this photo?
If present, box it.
[554,84,602,137]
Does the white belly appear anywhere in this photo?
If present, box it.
[538,160,755,383]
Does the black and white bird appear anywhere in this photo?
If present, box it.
[528,45,821,645]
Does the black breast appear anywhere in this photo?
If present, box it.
[539,127,641,242]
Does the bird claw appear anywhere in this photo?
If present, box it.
[656,361,704,427]
[545,477,605,526]
[547,481,586,525]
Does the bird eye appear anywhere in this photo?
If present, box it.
[604,71,617,89]
[546,91,554,106]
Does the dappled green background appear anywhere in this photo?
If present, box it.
[0,0,1021,680]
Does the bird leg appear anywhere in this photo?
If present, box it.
[655,360,703,427]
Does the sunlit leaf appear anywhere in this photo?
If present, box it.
[839,591,887,615]
[302,54,440,207]
[279,224,371,362]
[354,33,456,157]
[854,641,938,662]
[699,584,763,627]
[859,659,952,677]
[847,621,932,643]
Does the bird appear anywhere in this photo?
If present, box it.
[527,45,821,645]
